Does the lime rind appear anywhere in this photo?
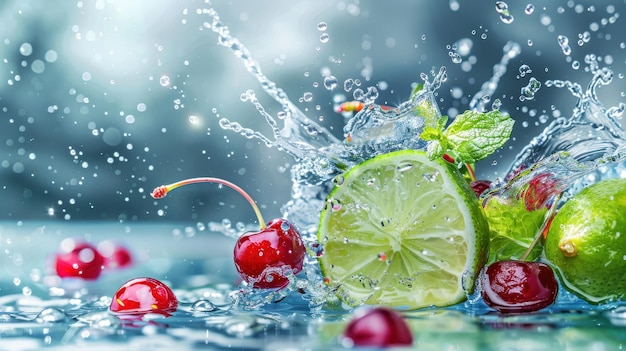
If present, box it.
[318,150,489,309]
[545,178,626,304]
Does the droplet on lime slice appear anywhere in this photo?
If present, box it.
[317,150,489,309]
[545,178,626,304]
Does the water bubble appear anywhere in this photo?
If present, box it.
[320,33,330,43]
[525,4,535,15]
[31,60,45,74]
[344,78,354,92]
[191,299,217,312]
[518,64,532,78]
[317,22,327,31]
[449,0,460,11]
[397,162,413,172]
[353,88,364,101]
[520,77,542,101]
[159,75,170,87]
[303,92,313,102]
[44,50,58,63]
[492,99,502,111]
[36,308,66,323]
[495,1,514,24]
[557,35,572,55]
[19,42,33,56]
[455,38,473,56]
[323,75,338,90]
[449,51,462,64]
[189,115,200,125]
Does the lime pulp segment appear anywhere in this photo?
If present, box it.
[317,150,489,309]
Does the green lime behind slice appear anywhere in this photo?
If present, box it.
[545,178,626,303]
[317,150,489,309]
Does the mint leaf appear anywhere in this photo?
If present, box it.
[484,195,547,264]
[442,110,514,164]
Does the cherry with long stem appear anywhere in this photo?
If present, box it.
[151,177,306,289]
[151,177,266,229]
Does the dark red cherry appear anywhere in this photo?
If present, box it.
[55,238,105,280]
[481,260,558,313]
[233,218,306,289]
[109,277,178,316]
[470,180,493,198]
[343,307,413,347]
[98,240,133,270]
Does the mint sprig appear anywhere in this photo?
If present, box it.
[421,110,514,164]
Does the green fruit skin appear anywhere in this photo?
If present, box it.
[545,178,626,304]
[317,151,490,308]
[438,159,490,296]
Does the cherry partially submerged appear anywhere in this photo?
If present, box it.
[151,177,306,289]
[110,277,178,317]
[342,307,413,347]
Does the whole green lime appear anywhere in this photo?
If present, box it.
[545,178,626,303]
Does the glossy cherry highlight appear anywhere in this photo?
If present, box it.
[109,277,178,316]
[481,191,560,313]
[342,307,413,347]
[481,260,558,313]
[55,238,105,280]
[151,177,306,289]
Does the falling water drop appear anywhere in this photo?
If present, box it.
[525,4,535,15]
[324,75,338,90]
[495,1,514,24]
[557,35,572,55]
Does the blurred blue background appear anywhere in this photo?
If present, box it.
[1,0,624,223]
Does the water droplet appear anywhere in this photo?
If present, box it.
[397,162,413,172]
[518,64,532,78]
[557,35,572,55]
[189,115,200,125]
[323,75,338,90]
[449,51,462,64]
[317,22,327,31]
[19,42,33,56]
[320,33,330,43]
[159,75,170,87]
[520,77,542,101]
[525,4,535,15]
[495,1,514,23]
[332,174,344,186]
[344,78,354,92]
[36,308,66,323]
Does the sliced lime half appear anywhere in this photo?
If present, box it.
[318,150,489,309]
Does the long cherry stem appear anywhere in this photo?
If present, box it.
[151,177,266,229]
[520,193,562,261]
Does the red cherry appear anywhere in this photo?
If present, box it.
[109,277,178,316]
[470,180,492,198]
[521,173,559,211]
[233,218,306,289]
[343,307,413,347]
[55,238,105,280]
[481,260,558,313]
[98,240,133,270]
[150,177,306,290]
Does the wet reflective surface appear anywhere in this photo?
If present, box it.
[1,221,625,350]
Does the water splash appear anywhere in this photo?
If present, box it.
[509,55,626,174]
